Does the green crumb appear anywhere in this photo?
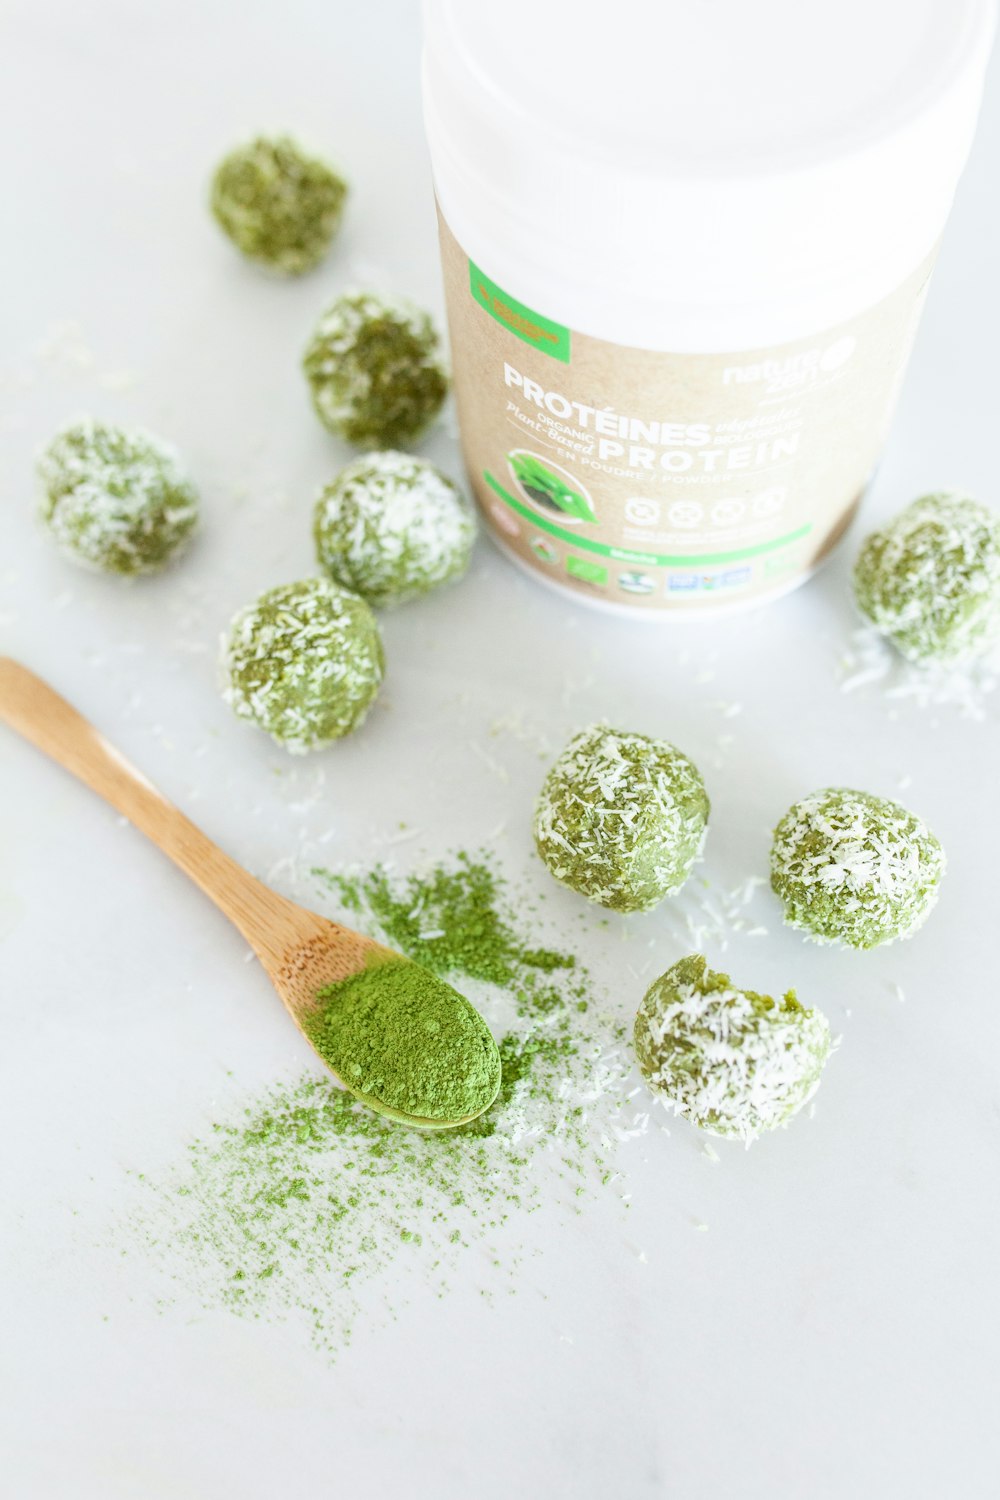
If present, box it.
[634,954,832,1144]
[533,724,710,912]
[306,958,501,1123]
[221,577,384,752]
[314,451,476,608]
[210,135,347,275]
[303,291,449,448]
[770,786,945,949]
[38,419,198,576]
[128,853,629,1358]
[312,851,575,986]
[853,492,1000,664]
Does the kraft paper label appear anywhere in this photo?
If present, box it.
[438,214,935,613]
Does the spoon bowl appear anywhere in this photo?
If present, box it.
[0,656,501,1131]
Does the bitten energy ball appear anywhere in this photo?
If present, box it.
[853,492,1000,663]
[314,451,475,607]
[633,954,832,1144]
[38,419,198,576]
[533,725,709,912]
[222,578,383,752]
[303,291,449,448]
[770,787,945,949]
[210,135,347,275]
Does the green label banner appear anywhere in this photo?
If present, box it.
[469,261,570,363]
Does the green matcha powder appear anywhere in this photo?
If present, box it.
[306,957,501,1122]
[126,854,631,1356]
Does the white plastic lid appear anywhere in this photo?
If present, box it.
[423,0,996,345]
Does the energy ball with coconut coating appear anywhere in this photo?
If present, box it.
[533,725,709,913]
[303,291,448,448]
[634,954,832,1144]
[210,135,347,275]
[770,787,945,949]
[314,451,476,607]
[853,492,1000,663]
[222,578,383,752]
[38,419,198,576]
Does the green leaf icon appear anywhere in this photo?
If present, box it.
[509,452,596,523]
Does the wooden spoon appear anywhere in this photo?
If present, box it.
[0,656,500,1130]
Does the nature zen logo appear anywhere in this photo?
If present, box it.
[722,334,857,393]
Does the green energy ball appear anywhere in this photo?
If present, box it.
[38,419,198,576]
[770,787,945,949]
[210,135,347,275]
[222,578,383,752]
[633,954,832,1144]
[533,725,710,912]
[853,492,1000,663]
[313,451,476,607]
[303,291,449,448]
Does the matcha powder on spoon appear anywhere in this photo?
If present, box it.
[306,957,501,1122]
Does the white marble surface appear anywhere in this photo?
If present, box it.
[1,3,998,1496]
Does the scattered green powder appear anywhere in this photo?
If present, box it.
[127,854,633,1357]
[319,850,573,986]
[305,957,501,1122]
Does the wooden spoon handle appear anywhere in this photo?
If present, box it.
[0,656,296,962]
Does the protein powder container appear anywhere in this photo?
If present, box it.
[422,0,996,616]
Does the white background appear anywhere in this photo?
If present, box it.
[1,3,998,1496]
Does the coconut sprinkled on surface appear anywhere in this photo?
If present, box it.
[634,954,832,1145]
[770,787,945,950]
[221,577,384,752]
[314,451,475,607]
[853,492,1000,665]
[533,725,710,913]
[38,418,198,576]
[839,623,998,720]
[302,290,448,448]
[34,318,96,373]
[671,876,771,952]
